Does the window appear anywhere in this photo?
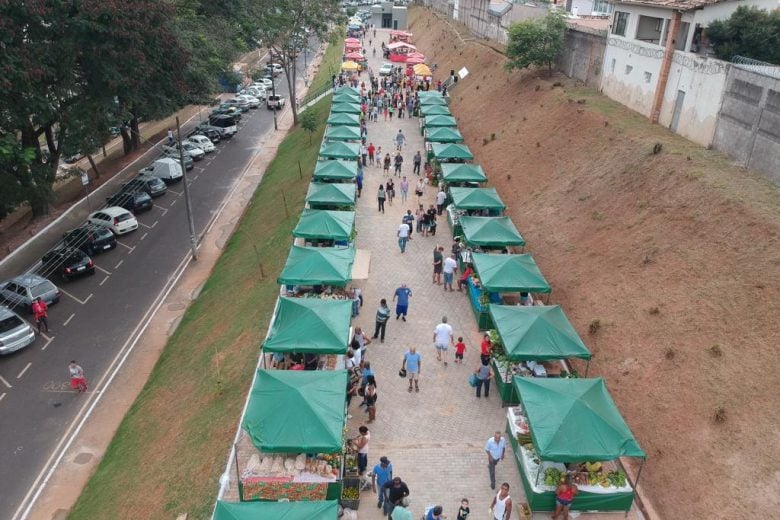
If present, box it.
[612,11,629,36]
[625,65,633,75]
[593,0,613,15]
[635,15,665,45]
[644,72,653,83]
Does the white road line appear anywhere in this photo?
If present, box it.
[40,335,55,351]
[167,189,182,196]
[140,232,148,241]
[0,392,6,403]
[99,275,109,286]
[138,221,157,229]
[58,288,93,306]
[94,265,112,275]
[0,375,12,388]
[17,362,32,379]
[154,204,169,216]
[114,259,124,269]
[63,313,75,327]
[192,174,199,180]
[170,199,177,206]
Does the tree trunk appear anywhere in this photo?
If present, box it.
[87,154,100,178]
[120,126,132,155]
[130,114,141,150]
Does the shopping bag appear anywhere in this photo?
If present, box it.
[468,373,478,387]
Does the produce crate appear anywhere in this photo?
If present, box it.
[341,476,361,510]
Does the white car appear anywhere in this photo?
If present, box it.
[252,78,273,90]
[241,87,266,100]
[236,94,260,109]
[379,63,393,76]
[185,135,215,153]
[224,97,250,112]
[162,141,205,161]
[88,207,138,235]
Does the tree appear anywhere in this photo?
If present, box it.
[707,6,780,64]
[505,10,567,76]
[300,109,319,144]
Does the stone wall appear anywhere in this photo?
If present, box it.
[557,26,606,87]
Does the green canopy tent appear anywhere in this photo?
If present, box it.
[489,305,589,361]
[330,102,362,114]
[450,187,505,211]
[459,216,525,248]
[319,141,360,160]
[471,253,549,294]
[431,143,473,162]
[419,95,448,106]
[418,90,443,98]
[293,209,356,242]
[244,370,348,453]
[324,125,362,142]
[312,160,358,182]
[426,127,464,143]
[326,112,360,126]
[333,89,360,103]
[420,104,452,117]
[305,183,356,210]
[440,163,487,183]
[277,246,355,287]
[263,297,352,354]
[214,500,339,520]
[422,115,458,128]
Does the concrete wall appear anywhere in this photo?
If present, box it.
[713,67,780,184]
[557,26,607,87]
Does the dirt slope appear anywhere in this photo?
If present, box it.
[409,7,780,519]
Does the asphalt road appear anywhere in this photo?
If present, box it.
[0,45,315,519]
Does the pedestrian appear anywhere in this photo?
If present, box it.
[490,483,513,520]
[457,498,471,520]
[480,333,492,365]
[361,143,368,166]
[383,153,392,174]
[458,264,474,291]
[391,497,413,520]
[68,361,87,393]
[31,297,49,334]
[376,146,383,168]
[372,299,390,342]
[356,169,363,198]
[401,347,421,393]
[432,246,443,284]
[455,336,466,364]
[433,316,454,366]
[371,105,379,121]
[402,209,415,240]
[393,283,412,321]
[364,375,378,422]
[372,457,394,509]
[475,358,493,397]
[397,220,410,253]
[551,475,579,520]
[485,432,507,490]
[425,506,445,520]
[389,104,394,118]
[368,142,376,164]
[167,128,174,145]
[395,129,406,150]
[436,187,446,215]
[386,178,395,206]
[413,151,422,175]
[351,286,362,317]
[384,104,389,120]
[353,327,372,360]
[443,253,458,291]
[382,477,411,517]
[421,207,431,236]
[400,176,409,202]
[353,425,371,475]
[394,152,403,176]
[378,184,386,213]
[415,178,425,203]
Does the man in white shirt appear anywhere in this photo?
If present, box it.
[432,316,454,366]
[442,253,458,292]
[397,222,410,253]
[485,431,507,490]
[436,188,446,215]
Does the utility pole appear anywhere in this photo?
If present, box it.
[271,65,279,131]
[176,117,198,261]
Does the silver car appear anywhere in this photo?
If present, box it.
[0,305,36,355]
[0,274,60,313]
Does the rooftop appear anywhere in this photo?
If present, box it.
[611,0,727,11]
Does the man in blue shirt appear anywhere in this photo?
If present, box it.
[402,347,421,393]
[393,283,412,321]
[372,456,393,509]
[485,431,507,490]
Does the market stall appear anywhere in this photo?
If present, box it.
[214,500,340,520]
[333,90,361,104]
[425,127,464,143]
[329,102,362,115]
[389,30,413,43]
[277,246,356,288]
[237,370,349,501]
[319,141,360,161]
[293,209,356,246]
[312,160,358,183]
[419,114,457,135]
[405,52,426,66]
[340,60,360,73]
[305,182,356,210]
[412,63,432,77]
[419,95,448,106]
[386,41,417,62]
[508,377,644,513]
[439,163,487,186]
[420,103,452,117]
[326,112,360,126]
[324,125,362,143]
[488,304,590,404]
[447,187,505,235]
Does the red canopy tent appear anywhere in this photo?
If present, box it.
[344,51,365,60]
[387,41,416,51]
[344,37,360,44]
[405,52,426,66]
[389,30,413,43]
[387,41,417,62]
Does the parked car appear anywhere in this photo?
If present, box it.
[223,97,250,112]
[240,87,266,100]
[185,135,216,153]
[139,158,184,182]
[252,78,273,90]
[106,189,153,214]
[211,104,243,120]
[162,141,205,161]
[267,95,286,110]
[41,248,95,281]
[208,114,238,138]
[236,94,260,109]
[87,207,139,235]
[266,63,284,77]
[190,124,222,143]
[0,274,60,313]
[62,224,117,255]
[161,149,194,170]
[0,305,37,355]
[379,62,393,76]
[123,175,167,198]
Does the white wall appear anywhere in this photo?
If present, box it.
[691,0,779,26]
[601,36,664,117]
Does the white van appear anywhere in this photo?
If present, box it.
[139,158,183,184]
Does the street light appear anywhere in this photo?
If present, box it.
[175,116,198,261]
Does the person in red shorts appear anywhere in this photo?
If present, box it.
[454,336,467,364]
[68,361,87,393]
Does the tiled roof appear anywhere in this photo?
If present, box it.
[612,0,727,10]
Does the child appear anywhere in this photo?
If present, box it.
[454,337,466,364]
[457,498,470,520]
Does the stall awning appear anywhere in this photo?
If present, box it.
[319,141,360,160]
[489,304,590,362]
[472,253,549,293]
[326,112,360,126]
[341,60,360,71]
[387,41,416,50]
[426,127,464,143]
[450,187,505,211]
[344,37,360,44]
[324,125,362,142]
[459,216,524,247]
[423,115,458,128]
[278,246,355,286]
[418,90,443,98]
[420,96,448,106]
[305,183,356,207]
[244,370,348,453]
[263,297,352,354]
[513,377,645,462]
[344,51,364,60]
[293,209,355,241]
[312,160,358,181]
[421,104,452,117]
[333,90,360,103]
[330,102,362,114]
[441,163,487,183]
[215,500,339,520]
[432,143,473,161]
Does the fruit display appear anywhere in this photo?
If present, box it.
[543,467,562,486]
[342,486,360,500]
[607,470,627,487]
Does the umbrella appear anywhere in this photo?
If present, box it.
[407,51,426,61]
[344,51,364,60]
[341,61,360,71]
[406,56,425,65]
[413,64,432,76]
[344,38,360,44]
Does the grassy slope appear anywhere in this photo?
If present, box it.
[69,100,333,519]
[308,30,347,95]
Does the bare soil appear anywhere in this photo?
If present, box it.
[410,7,780,519]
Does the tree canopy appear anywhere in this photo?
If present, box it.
[707,6,780,65]
[505,11,567,76]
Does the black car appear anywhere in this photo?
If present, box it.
[41,248,95,281]
[123,176,167,198]
[62,224,117,255]
[190,124,221,143]
[107,189,153,214]
[161,148,194,170]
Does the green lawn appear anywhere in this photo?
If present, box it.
[68,96,333,519]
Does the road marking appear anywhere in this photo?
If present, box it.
[167,188,182,196]
[194,166,205,172]
[0,392,6,402]
[99,275,109,286]
[170,199,177,206]
[0,375,12,388]
[94,265,112,275]
[192,174,199,180]
[114,259,124,269]
[63,313,75,327]
[17,362,32,379]
[40,335,55,351]
[154,204,169,216]
[58,288,93,305]
[117,242,135,253]
[138,220,157,229]
[140,232,148,241]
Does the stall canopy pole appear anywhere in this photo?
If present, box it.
[545,291,551,305]
[234,444,242,501]
[634,458,645,490]
[585,360,590,377]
